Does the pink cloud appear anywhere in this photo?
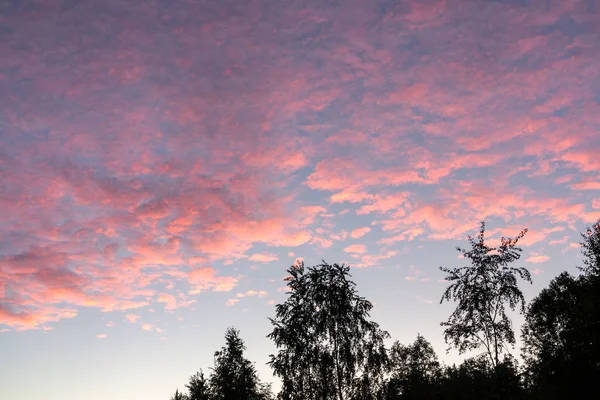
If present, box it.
[571,181,600,191]
[379,228,425,244]
[404,265,428,282]
[141,323,153,332]
[344,244,367,254]
[96,334,108,339]
[236,290,268,298]
[157,294,178,311]
[548,236,570,246]
[248,253,279,263]
[225,299,240,307]
[350,227,371,239]
[125,314,140,323]
[188,268,240,294]
[1,0,599,332]
[526,255,550,264]
[354,251,397,268]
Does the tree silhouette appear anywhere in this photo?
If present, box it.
[384,334,442,399]
[440,356,492,399]
[522,221,600,400]
[521,221,600,399]
[186,370,211,400]
[210,327,273,400]
[170,389,189,400]
[267,261,389,400]
[579,219,600,276]
[439,221,531,367]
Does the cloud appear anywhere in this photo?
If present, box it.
[570,181,600,191]
[354,251,397,268]
[96,334,108,339]
[532,269,544,276]
[236,290,268,298]
[404,265,428,282]
[125,314,140,323]
[225,299,240,307]
[526,255,550,264]
[548,236,570,246]
[188,268,240,294]
[248,253,279,263]
[1,0,599,331]
[141,323,153,332]
[344,244,367,254]
[350,227,371,239]
[156,293,195,311]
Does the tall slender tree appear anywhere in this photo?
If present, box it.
[439,221,531,367]
[210,327,273,400]
[186,370,211,400]
[267,261,389,400]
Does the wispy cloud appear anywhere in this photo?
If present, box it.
[125,314,140,324]
[350,227,371,239]
[526,255,550,264]
[248,253,279,263]
[344,244,367,254]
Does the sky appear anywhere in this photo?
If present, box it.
[1,0,599,398]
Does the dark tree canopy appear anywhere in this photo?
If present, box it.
[171,327,272,400]
[384,334,442,400]
[521,219,600,399]
[439,221,531,367]
[522,275,600,398]
[267,261,389,400]
[210,327,273,400]
[439,355,524,400]
[186,370,211,400]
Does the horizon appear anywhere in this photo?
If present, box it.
[1,1,599,399]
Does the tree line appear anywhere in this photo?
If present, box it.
[169,220,600,400]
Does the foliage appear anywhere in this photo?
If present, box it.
[172,328,272,400]
[437,355,524,400]
[383,334,442,400]
[521,272,600,399]
[186,370,211,400]
[522,221,600,399]
[171,389,189,400]
[210,327,273,400]
[439,221,531,367]
[579,219,600,276]
[267,261,389,400]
